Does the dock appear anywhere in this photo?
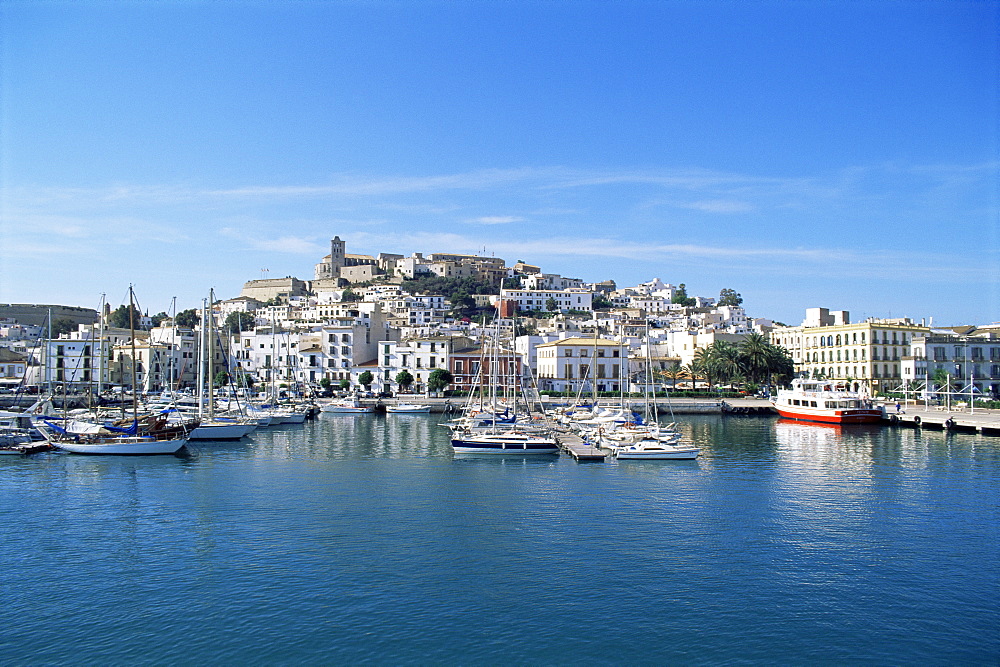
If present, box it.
[554,428,606,461]
[884,406,1000,435]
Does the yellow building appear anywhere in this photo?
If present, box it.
[770,309,929,393]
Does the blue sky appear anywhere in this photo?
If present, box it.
[1,0,997,326]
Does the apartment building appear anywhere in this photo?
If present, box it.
[770,308,929,392]
[904,330,1000,397]
[500,288,594,313]
[535,337,625,393]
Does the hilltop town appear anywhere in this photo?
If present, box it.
[2,236,998,401]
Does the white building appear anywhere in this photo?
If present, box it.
[535,337,625,394]
[500,288,594,314]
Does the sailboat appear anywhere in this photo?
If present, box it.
[612,319,699,461]
[46,287,190,455]
[450,310,558,454]
[186,292,257,441]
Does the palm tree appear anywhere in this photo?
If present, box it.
[658,361,685,390]
[692,348,714,391]
[707,341,741,387]
[765,345,795,387]
[739,332,771,384]
[682,362,701,391]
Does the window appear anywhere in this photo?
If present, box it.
[564,349,573,357]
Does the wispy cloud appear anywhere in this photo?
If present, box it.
[679,200,755,214]
[219,228,324,254]
[470,215,524,225]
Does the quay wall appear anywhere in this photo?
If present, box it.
[0,304,99,327]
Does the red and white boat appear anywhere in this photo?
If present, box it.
[771,378,883,424]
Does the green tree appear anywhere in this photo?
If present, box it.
[224,311,254,335]
[931,367,950,392]
[358,370,374,389]
[738,332,771,383]
[718,288,743,307]
[174,309,199,329]
[339,378,351,390]
[108,304,143,329]
[545,296,559,312]
[341,288,361,302]
[51,317,77,337]
[150,312,170,327]
[682,362,702,391]
[400,275,498,298]
[658,361,684,390]
[692,348,715,390]
[449,290,477,317]
[502,277,523,290]
[706,341,741,386]
[592,293,613,310]
[427,368,454,393]
[671,283,696,307]
[213,370,229,388]
[395,370,414,391]
[319,377,333,392]
[764,344,795,387]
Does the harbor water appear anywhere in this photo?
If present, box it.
[2,414,997,665]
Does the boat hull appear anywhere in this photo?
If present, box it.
[451,437,559,455]
[615,447,699,460]
[387,405,431,413]
[772,407,882,424]
[187,423,256,440]
[53,437,187,455]
[321,406,375,414]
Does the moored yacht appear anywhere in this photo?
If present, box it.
[771,378,883,424]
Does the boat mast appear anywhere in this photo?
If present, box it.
[169,296,177,393]
[198,298,207,419]
[128,286,139,422]
[208,290,215,420]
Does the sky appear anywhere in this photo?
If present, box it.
[1,0,997,327]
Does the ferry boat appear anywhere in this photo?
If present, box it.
[771,378,883,424]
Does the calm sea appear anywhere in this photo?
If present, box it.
[2,414,997,665]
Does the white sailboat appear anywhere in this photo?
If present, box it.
[450,310,558,455]
[47,287,189,455]
[612,320,699,461]
[187,291,256,441]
